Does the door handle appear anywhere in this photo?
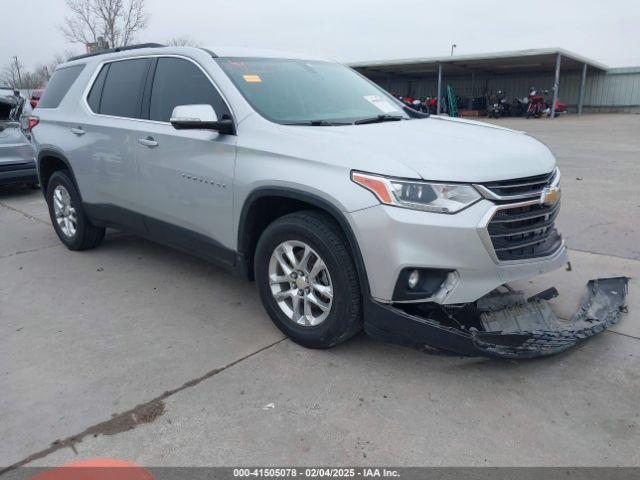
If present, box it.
[138,137,159,148]
[70,127,85,136]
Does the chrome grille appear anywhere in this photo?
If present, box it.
[488,201,562,261]
[476,169,558,201]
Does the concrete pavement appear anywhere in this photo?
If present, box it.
[1,114,638,469]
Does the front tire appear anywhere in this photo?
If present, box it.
[254,211,362,348]
[46,170,105,250]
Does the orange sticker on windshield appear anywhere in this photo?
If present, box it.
[243,74,262,83]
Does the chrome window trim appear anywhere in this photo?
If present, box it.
[473,167,560,202]
[80,54,237,128]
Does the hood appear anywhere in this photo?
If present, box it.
[248,115,556,183]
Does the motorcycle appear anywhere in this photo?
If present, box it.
[527,87,568,118]
[512,96,528,117]
[425,96,438,114]
[526,88,547,118]
[487,91,510,118]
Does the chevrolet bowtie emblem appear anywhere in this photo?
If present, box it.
[540,186,561,205]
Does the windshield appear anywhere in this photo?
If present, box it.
[216,57,409,125]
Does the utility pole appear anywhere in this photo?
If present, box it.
[13,56,23,89]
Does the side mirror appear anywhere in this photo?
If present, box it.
[170,104,235,135]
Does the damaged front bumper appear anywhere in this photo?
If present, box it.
[364,277,629,359]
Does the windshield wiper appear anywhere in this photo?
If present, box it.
[353,114,405,125]
[283,120,351,126]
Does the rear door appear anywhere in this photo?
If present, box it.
[134,56,237,261]
[75,57,151,228]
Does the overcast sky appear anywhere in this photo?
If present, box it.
[3,0,640,71]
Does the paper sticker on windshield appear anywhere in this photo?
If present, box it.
[364,95,399,113]
[243,74,262,83]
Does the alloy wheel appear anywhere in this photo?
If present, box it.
[52,185,77,237]
[268,240,334,327]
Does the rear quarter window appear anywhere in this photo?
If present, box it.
[38,65,85,108]
[87,64,109,112]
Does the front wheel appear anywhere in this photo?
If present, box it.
[254,211,362,348]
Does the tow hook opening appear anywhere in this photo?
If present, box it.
[391,276,629,359]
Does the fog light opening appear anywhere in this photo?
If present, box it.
[392,268,456,302]
[408,270,421,289]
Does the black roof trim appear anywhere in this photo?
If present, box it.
[68,43,165,62]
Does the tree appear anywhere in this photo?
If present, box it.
[61,0,149,50]
[32,52,77,86]
[166,36,201,47]
[1,51,79,89]
[16,72,42,90]
[1,57,24,89]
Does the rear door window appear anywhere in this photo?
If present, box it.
[98,58,150,119]
[148,57,230,122]
[38,65,85,108]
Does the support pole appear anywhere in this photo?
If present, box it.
[437,63,443,115]
[550,53,561,119]
[578,63,587,115]
[470,70,476,109]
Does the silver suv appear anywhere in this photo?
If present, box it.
[31,45,574,357]
[1,88,37,187]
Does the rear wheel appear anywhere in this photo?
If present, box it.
[46,170,105,250]
[254,211,362,348]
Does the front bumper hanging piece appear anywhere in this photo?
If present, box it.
[472,277,629,358]
[364,277,629,359]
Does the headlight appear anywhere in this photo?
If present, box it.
[352,172,481,214]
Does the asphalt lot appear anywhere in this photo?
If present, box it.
[1,114,639,469]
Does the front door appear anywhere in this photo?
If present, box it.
[134,56,237,264]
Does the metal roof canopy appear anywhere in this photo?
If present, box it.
[351,48,608,117]
[350,48,608,77]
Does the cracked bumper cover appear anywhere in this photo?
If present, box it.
[364,277,629,359]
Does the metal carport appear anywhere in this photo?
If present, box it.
[351,48,609,118]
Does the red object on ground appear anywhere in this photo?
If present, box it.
[554,99,568,113]
[29,459,155,480]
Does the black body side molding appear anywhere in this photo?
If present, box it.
[83,203,237,271]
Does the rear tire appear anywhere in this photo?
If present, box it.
[46,170,105,250]
[254,211,362,348]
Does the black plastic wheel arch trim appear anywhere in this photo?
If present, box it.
[237,187,371,295]
[37,149,82,198]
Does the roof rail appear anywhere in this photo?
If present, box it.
[200,48,219,58]
[68,43,165,62]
